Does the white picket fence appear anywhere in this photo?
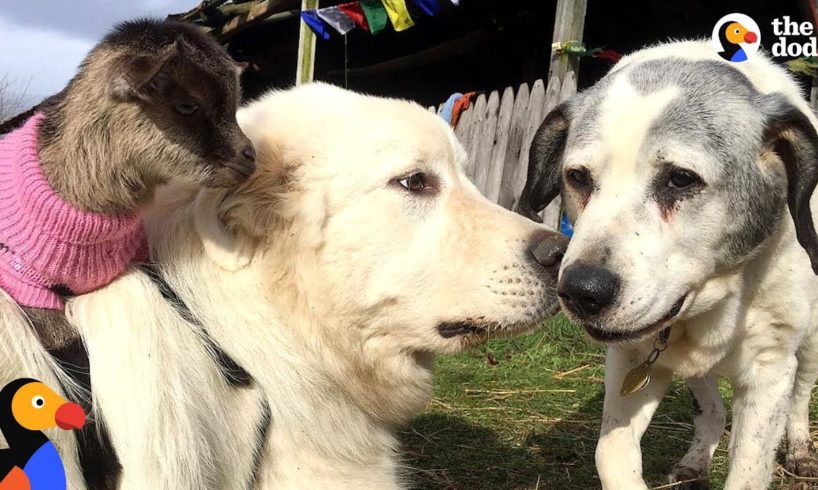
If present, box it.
[433,74,576,227]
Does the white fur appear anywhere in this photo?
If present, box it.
[566,41,818,489]
[62,83,562,488]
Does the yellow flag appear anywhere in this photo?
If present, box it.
[381,0,414,31]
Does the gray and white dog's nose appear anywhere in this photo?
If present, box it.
[558,263,620,318]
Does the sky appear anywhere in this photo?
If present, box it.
[0,0,195,111]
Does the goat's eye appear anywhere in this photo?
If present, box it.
[174,102,198,116]
[398,173,429,193]
[566,168,590,187]
[667,169,700,189]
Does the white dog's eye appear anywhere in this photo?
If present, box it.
[397,172,430,193]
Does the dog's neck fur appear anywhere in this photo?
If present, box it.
[37,50,165,215]
[150,196,433,487]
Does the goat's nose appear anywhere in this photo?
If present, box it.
[529,231,568,271]
[242,145,256,163]
[558,263,620,318]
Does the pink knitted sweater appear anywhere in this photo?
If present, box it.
[0,113,146,310]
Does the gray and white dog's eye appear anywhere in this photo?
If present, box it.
[567,168,590,187]
[666,169,701,189]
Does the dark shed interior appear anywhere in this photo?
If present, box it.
[177,0,807,106]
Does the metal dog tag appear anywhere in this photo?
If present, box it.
[620,362,652,396]
[619,327,671,397]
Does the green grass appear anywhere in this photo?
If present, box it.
[400,315,818,489]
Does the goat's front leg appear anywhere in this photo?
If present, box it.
[596,345,672,490]
[723,354,796,490]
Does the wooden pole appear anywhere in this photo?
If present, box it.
[296,0,319,85]
[799,0,818,112]
[537,0,587,227]
[545,0,587,87]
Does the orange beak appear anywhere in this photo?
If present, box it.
[55,402,85,430]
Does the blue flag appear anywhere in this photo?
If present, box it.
[411,0,440,16]
[301,10,331,40]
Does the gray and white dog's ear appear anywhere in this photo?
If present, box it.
[516,102,571,223]
[759,93,818,274]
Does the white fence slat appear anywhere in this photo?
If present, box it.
[454,104,473,153]
[497,82,530,210]
[513,79,545,212]
[454,105,473,139]
[443,77,572,220]
[543,74,561,118]
[473,91,500,194]
[464,94,487,183]
[484,86,515,204]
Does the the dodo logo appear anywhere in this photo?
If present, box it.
[712,13,760,62]
[0,379,86,490]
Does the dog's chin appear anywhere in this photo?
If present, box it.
[436,301,560,348]
[579,295,687,345]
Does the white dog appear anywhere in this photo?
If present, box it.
[64,83,568,488]
[519,41,818,489]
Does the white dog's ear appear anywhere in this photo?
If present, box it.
[759,93,818,275]
[516,100,573,223]
[194,188,256,271]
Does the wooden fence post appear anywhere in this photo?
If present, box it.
[535,0,587,227]
[799,0,818,112]
[296,0,319,85]
[450,0,587,222]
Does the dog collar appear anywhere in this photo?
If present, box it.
[620,326,671,396]
[138,262,252,388]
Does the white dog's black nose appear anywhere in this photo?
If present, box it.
[529,231,569,273]
[558,263,620,318]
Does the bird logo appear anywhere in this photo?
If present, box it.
[712,13,761,62]
[0,379,85,490]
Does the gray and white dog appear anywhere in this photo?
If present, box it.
[519,41,818,489]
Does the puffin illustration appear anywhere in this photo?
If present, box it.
[0,379,85,490]
[717,21,758,62]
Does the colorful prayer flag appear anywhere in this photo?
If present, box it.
[411,0,440,16]
[338,2,370,31]
[301,10,331,40]
[360,0,389,34]
[381,0,415,32]
[317,6,356,35]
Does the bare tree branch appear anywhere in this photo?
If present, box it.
[0,73,31,122]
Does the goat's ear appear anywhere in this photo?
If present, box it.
[193,188,257,272]
[759,93,818,274]
[110,37,183,102]
[516,102,571,223]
